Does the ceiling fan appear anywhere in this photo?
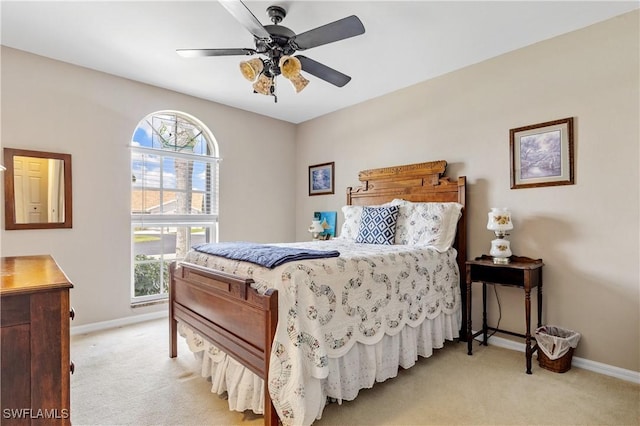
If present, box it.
[177,0,365,102]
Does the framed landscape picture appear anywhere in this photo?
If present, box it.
[510,117,575,189]
[308,162,335,196]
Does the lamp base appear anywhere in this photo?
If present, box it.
[489,238,512,265]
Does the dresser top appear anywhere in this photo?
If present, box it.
[1,255,73,295]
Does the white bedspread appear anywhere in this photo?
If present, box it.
[181,240,461,426]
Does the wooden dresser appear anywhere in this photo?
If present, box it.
[1,255,74,425]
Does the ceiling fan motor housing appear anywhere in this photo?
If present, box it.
[256,24,297,76]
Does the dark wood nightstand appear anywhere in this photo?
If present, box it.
[466,255,544,374]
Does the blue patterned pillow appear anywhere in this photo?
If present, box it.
[355,205,399,245]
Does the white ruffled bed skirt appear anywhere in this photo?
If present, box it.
[179,310,460,420]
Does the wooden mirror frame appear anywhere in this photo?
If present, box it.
[3,148,73,230]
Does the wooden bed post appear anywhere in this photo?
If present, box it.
[263,289,279,426]
[456,176,468,341]
[169,261,178,358]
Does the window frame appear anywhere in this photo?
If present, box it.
[130,111,219,304]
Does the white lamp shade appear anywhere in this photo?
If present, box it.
[308,220,324,234]
[487,208,513,232]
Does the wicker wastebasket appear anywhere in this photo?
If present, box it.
[538,346,575,373]
[535,325,581,373]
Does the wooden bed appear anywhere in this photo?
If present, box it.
[169,160,467,426]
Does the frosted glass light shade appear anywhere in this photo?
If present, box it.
[252,74,273,95]
[286,74,309,93]
[279,56,301,78]
[309,220,323,233]
[279,56,309,92]
[487,208,513,232]
[239,58,264,82]
[309,220,324,240]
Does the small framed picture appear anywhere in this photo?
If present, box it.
[510,117,575,189]
[308,162,334,196]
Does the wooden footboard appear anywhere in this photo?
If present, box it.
[169,261,279,426]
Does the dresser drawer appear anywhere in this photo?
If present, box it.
[0,294,30,327]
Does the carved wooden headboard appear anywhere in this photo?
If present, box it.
[346,160,468,339]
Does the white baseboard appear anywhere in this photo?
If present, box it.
[72,318,639,384]
[70,310,168,336]
[474,333,640,384]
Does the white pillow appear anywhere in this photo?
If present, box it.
[393,200,413,245]
[338,205,364,240]
[404,202,463,251]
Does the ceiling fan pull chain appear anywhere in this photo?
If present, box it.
[272,77,278,103]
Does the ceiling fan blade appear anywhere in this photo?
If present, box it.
[176,48,256,57]
[292,15,365,50]
[219,0,272,41]
[297,55,351,87]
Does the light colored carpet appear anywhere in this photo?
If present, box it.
[70,319,639,426]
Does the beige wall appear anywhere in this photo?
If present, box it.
[295,11,639,372]
[0,46,297,326]
[1,10,638,373]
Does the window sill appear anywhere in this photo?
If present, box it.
[130,298,168,309]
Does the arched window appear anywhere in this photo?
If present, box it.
[130,111,219,303]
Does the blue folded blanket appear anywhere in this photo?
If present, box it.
[192,242,340,269]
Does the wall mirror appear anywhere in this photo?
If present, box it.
[3,148,72,230]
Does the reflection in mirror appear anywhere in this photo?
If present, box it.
[3,148,72,230]
[13,156,66,224]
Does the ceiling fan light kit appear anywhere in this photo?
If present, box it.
[239,58,264,82]
[178,0,365,102]
[279,56,309,93]
[252,73,274,96]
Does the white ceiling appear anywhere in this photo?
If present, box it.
[1,1,637,124]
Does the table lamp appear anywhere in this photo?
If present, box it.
[308,219,324,240]
[487,208,513,264]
